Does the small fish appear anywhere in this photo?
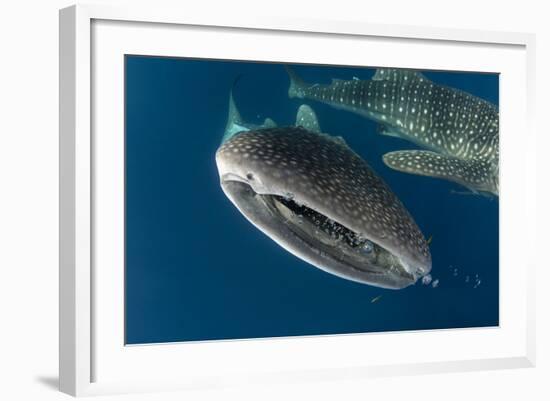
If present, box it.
[426,235,433,246]
[371,295,383,303]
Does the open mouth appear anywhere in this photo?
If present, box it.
[274,195,375,249]
[221,178,417,289]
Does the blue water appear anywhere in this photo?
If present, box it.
[125,56,499,344]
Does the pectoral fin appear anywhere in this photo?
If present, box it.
[382,150,496,194]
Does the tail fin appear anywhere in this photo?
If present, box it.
[222,75,244,143]
[226,75,243,127]
[284,66,306,99]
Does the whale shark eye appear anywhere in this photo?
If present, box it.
[246,173,254,180]
[361,240,374,254]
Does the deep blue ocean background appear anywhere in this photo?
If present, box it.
[125,55,499,344]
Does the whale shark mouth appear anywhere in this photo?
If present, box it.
[273,195,377,253]
[220,179,416,289]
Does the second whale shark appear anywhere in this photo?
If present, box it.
[216,92,431,289]
[286,67,499,196]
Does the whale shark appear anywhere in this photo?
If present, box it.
[216,94,431,289]
[286,67,499,196]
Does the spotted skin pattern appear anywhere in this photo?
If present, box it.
[295,104,321,133]
[217,127,431,269]
[287,67,499,196]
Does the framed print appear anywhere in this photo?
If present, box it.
[59,4,536,396]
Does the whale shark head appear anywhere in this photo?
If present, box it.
[216,127,431,289]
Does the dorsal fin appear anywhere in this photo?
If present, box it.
[316,133,354,154]
[331,136,348,146]
[372,68,428,83]
[262,118,277,128]
[294,105,351,148]
[295,104,321,133]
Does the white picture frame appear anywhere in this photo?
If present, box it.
[59,3,536,397]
